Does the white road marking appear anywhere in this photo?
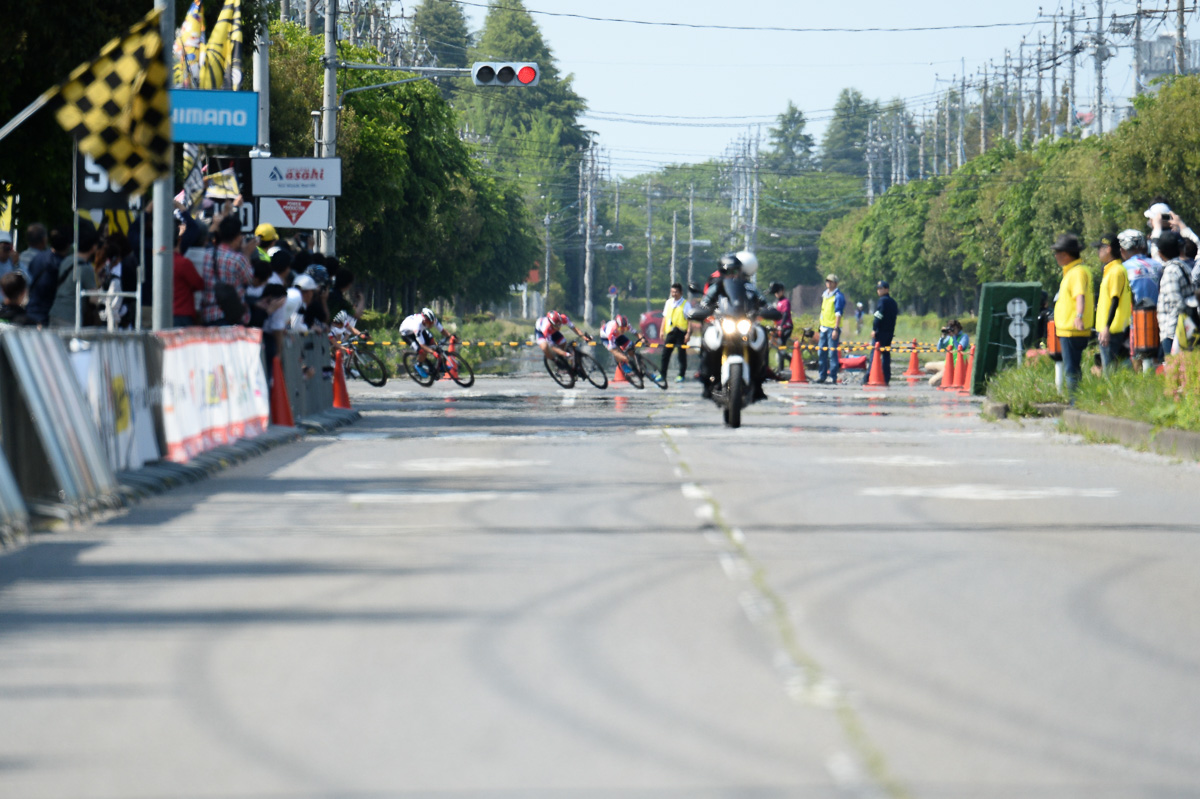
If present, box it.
[694,504,715,522]
[680,483,709,500]
[400,458,549,472]
[861,484,1118,500]
[638,427,689,436]
[560,392,576,407]
[819,455,1023,467]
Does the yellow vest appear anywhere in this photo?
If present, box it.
[663,299,687,334]
[820,291,842,329]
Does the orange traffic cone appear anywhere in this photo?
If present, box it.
[865,342,887,386]
[958,345,976,396]
[937,348,955,390]
[788,340,808,383]
[333,348,352,410]
[440,337,460,381]
[903,339,922,376]
[948,346,966,390]
[612,351,629,384]
[270,355,295,426]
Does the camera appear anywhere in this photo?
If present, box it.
[940,326,950,335]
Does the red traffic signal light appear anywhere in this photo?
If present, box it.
[472,62,540,87]
[604,243,625,252]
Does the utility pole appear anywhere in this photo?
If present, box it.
[151,0,175,331]
[583,144,595,326]
[1002,53,1011,141]
[281,0,291,23]
[1135,0,1144,95]
[645,181,653,312]
[919,112,927,180]
[614,180,620,238]
[957,68,966,168]
[320,0,338,255]
[1177,0,1187,75]
[980,69,988,153]
[349,0,359,45]
[688,184,695,285]
[1068,2,1077,134]
[1096,0,1105,134]
[1035,36,1044,143]
[670,212,678,287]
[252,19,271,157]
[932,99,940,177]
[543,213,552,306]
[748,127,760,252]
[1017,40,1026,146]
[307,0,317,34]
[866,118,875,205]
[1051,17,1059,138]
[944,88,952,172]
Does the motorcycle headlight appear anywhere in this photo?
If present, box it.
[721,318,737,334]
[736,319,752,335]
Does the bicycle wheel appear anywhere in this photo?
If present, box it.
[619,354,643,389]
[357,348,389,387]
[343,350,362,380]
[447,354,475,388]
[636,352,669,390]
[402,351,436,387]
[578,351,609,389]
[545,354,576,388]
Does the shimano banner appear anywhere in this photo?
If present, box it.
[170,89,259,146]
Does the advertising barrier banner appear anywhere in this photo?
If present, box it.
[157,327,270,463]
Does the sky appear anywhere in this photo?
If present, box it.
[457,0,1196,176]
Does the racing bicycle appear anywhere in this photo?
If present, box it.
[339,336,389,387]
[617,343,668,390]
[544,338,608,389]
[401,337,476,388]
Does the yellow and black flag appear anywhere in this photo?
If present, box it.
[50,9,172,197]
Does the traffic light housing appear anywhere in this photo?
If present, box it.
[472,62,540,87]
[604,243,625,252]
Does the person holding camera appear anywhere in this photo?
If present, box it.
[925,319,967,387]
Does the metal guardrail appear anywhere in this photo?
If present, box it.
[0,449,27,545]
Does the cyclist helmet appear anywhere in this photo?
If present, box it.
[306,264,330,288]
[768,281,785,294]
[421,307,438,324]
[550,311,567,326]
[719,253,742,274]
[614,314,630,329]
[735,250,759,278]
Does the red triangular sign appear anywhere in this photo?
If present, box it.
[275,199,313,225]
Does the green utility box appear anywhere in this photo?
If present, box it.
[971,282,1044,395]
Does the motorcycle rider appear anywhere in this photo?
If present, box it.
[687,251,779,402]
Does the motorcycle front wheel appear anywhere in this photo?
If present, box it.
[726,368,743,428]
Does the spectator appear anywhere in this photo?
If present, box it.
[1052,233,1094,394]
[254,223,280,261]
[660,282,690,383]
[1120,229,1161,308]
[198,215,253,326]
[17,223,47,275]
[816,273,845,384]
[289,273,323,333]
[855,301,864,335]
[1183,237,1199,284]
[866,280,898,385]
[24,224,75,326]
[1155,231,1193,356]
[173,222,204,327]
[49,221,100,328]
[0,272,31,325]
[328,266,365,322]
[769,281,793,347]
[1094,232,1132,371]
[0,231,16,277]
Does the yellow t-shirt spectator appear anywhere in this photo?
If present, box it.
[1054,259,1095,337]
[1096,260,1132,334]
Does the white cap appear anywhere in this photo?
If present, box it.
[293,274,318,291]
[1118,229,1146,250]
[1144,202,1172,219]
[0,231,11,244]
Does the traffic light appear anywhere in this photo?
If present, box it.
[604,243,625,252]
[472,62,540,87]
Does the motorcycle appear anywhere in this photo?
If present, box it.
[694,278,782,428]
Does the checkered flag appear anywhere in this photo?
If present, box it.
[50,10,172,197]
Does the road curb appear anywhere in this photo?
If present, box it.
[1060,409,1200,461]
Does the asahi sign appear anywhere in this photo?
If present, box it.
[250,158,342,197]
[259,198,331,229]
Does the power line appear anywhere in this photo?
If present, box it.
[456,1,1052,34]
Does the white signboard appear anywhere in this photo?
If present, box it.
[1008,320,1030,341]
[251,158,342,197]
[1007,298,1028,319]
[259,197,331,229]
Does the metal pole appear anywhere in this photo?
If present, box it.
[583,148,594,326]
[645,181,652,312]
[919,112,927,180]
[1051,18,1059,138]
[749,127,759,252]
[687,184,695,285]
[321,0,338,255]
[151,0,175,331]
[957,67,966,167]
[1177,0,1186,75]
[670,211,677,287]
[543,213,551,305]
[1096,0,1105,134]
[980,69,988,153]
[1068,3,1077,134]
[73,140,81,331]
[253,21,271,156]
[1003,52,1010,141]
[933,98,940,176]
[1135,0,1144,95]
[1017,41,1026,146]
[1035,37,1044,143]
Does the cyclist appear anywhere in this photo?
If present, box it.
[399,307,446,379]
[600,314,640,375]
[536,310,590,363]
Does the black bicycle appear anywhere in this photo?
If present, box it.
[545,338,608,389]
[622,345,668,390]
[341,337,389,387]
[401,338,476,388]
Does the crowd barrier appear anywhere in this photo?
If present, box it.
[0,328,122,520]
[278,333,333,421]
[0,450,27,545]
[363,337,949,354]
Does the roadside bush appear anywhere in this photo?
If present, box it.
[984,356,1062,416]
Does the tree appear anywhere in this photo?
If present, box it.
[411,0,469,102]
[819,88,878,176]
[764,101,815,173]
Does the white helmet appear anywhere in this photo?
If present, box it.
[735,250,758,278]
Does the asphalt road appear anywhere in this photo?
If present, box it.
[1,369,1198,799]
